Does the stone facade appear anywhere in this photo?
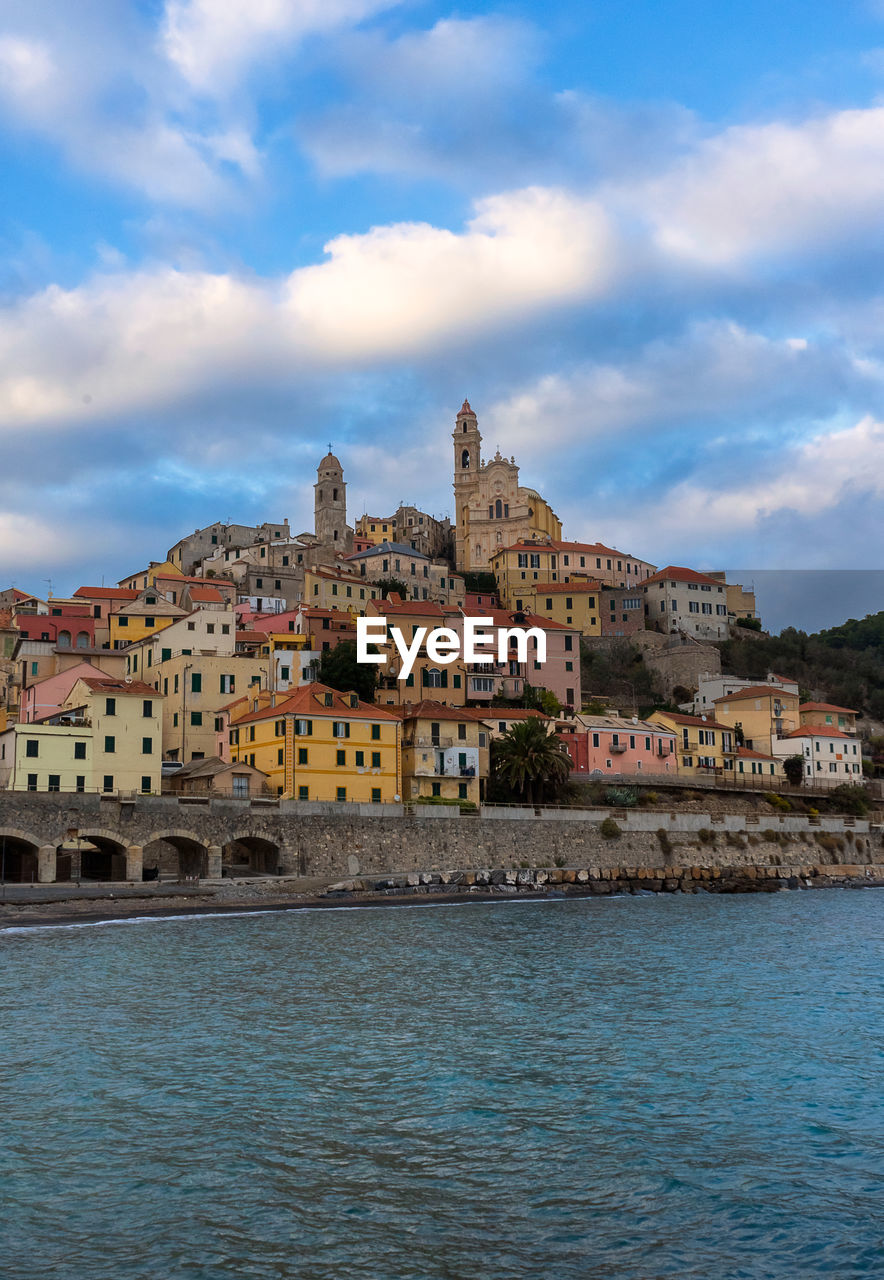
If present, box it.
[0,792,875,886]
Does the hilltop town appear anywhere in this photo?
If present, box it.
[0,400,872,832]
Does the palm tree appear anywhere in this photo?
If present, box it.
[492,718,572,805]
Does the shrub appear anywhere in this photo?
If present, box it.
[643,791,659,805]
[681,790,701,803]
[657,828,673,857]
[764,792,791,811]
[697,828,715,845]
[605,786,638,808]
[600,817,622,839]
[828,785,871,817]
[762,829,783,843]
[554,855,566,867]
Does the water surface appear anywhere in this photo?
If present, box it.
[3,893,884,1279]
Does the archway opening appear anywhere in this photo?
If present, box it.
[223,836,281,877]
[77,835,128,881]
[143,835,208,881]
[0,835,39,883]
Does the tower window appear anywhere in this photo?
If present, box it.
[461,449,470,469]
[333,488,338,499]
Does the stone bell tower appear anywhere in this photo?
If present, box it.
[453,399,481,572]
[314,449,352,555]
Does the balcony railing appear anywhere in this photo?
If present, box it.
[609,743,627,753]
[403,735,454,749]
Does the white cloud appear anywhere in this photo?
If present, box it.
[638,107,884,264]
[161,0,402,92]
[285,187,616,358]
[0,187,617,425]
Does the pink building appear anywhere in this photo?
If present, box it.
[460,607,581,710]
[558,714,677,776]
[20,660,116,722]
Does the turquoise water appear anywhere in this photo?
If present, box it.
[2,893,884,1279]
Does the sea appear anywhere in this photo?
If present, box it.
[2,892,883,1279]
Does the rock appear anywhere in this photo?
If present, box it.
[590,880,612,894]
[548,869,564,883]
[406,872,420,887]
[516,869,533,885]
[576,869,589,883]
[419,872,434,885]
[462,871,476,886]
[504,869,517,885]
[327,879,357,893]
[663,878,680,892]
[476,869,491,885]
[563,869,577,883]
[534,869,549,884]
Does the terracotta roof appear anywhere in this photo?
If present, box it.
[236,630,266,643]
[387,700,481,723]
[232,683,401,726]
[782,726,853,739]
[531,581,604,594]
[651,710,729,730]
[74,586,139,600]
[644,566,723,588]
[737,746,778,760]
[459,398,475,415]
[78,677,159,696]
[460,606,574,631]
[187,586,225,603]
[714,685,797,703]
[496,539,645,560]
[471,707,550,721]
[799,701,858,714]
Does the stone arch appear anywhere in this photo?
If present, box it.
[0,829,42,883]
[73,830,132,881]
[223,832,281,876]
[143,829,210,880]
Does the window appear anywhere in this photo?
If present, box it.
[143,699,153,718]
[105,697,116,715]
[371,724,381,741]
[117,617,128,627]
[47,774,60,792]
[333,722,350,738]
[355,750,365,766]
[73,741,87,760]
[298,785,309,801]
[191,673,202,693]
[337,749,346,766]
[27,773,38,791]
[371,751,381,768]
[336,786,347,802]
[25,739,39,758]
[142,737,152,754]
[220,675,235,694]
[105,736,115,754]
[141,776,152,794]
[103,775,114,793]
[295,719,312,736]
[431,782,441,797]
[371,787,381,803]
[76,776,85,793]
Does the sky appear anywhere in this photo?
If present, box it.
[1,0,883,631]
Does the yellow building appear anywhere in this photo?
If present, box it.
[355,514,396,545]
[391,701,486,805]
[512,582,603,635]
[713,685,800,756]
[453,400,561,573]
[109,589,184,649]
[491,540,655,607]
[366,599,469,708]
[229,682,401,802]
[305,568,379,612]
[0,677,163,793]
[117,559,183,591]
[736,746,785,782]
[648,710,737,777]
[799,701,858,734]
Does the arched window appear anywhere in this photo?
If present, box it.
[57,630,71,648]
[461,449,470,470]
[333,488,338,500]
[76,632,89,648]
[495,498,503,518]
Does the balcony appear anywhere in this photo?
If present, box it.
[609,743,627,754]
[403,735,454,749]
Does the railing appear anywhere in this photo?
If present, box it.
[403,736,454,749]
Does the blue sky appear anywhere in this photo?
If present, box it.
[1,0,883,629]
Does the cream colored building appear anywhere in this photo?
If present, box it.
[453,400,561,573]
[713,685,800,756]
[0,677,163,793]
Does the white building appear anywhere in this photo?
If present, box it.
[643,567,731,640]
[772,727,863,787]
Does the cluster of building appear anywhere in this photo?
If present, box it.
[0,400,858,805]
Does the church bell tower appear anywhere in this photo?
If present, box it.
[453,399,481,572]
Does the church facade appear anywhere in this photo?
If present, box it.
[452,400,561,574]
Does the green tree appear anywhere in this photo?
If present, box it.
[316,640,377,703]
[782,755,805,787]
[522,684,562,716]
[374,578,411,600]
[491,718,572,804]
